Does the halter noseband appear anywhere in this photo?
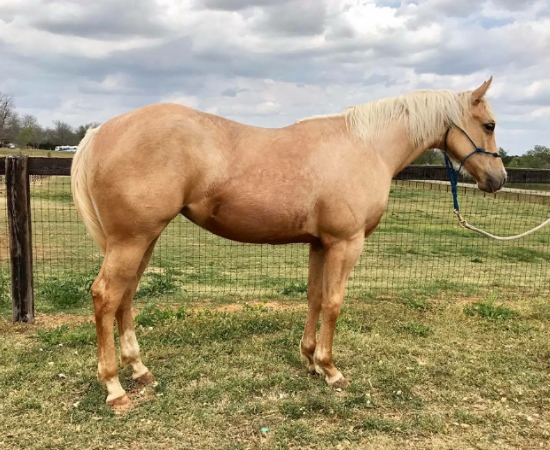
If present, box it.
[442,126,501,212]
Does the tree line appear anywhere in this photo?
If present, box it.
[0,92,99,150]
[413,145,550,169]
[414,146,550,169]
[1,91,548,167]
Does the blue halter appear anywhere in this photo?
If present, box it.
[442,126,501,212]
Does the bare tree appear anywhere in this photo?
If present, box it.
[15,114,42,148]
[16,126,33,148]
[0,92,16,143]
[21,114,38,129]
[6,111,20,143]
[52,120,78,145]
[76,122,101,141]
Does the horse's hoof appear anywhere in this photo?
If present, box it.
[329,376,350,390]
[107,394,132,411]
[135,371,156,385]
[305,363,318,376]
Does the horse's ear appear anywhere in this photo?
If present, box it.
[472,76,493,104]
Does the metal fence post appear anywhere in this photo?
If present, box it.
[6,155,35,323]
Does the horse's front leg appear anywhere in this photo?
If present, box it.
[300,242,325,374]
[313,236,364,388]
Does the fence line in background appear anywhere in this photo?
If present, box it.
[2,157,550,322]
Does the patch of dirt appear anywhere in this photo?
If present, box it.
[213,300,301,312]
[131,298,305,315]
[0,233,9,260]
[0,313,93,335]
[450,295,485,304]
[35,313,92,328]
[126,383,158,406]
[1,301,304,335]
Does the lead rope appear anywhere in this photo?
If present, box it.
[443,128,550,241]
[454,210,550,241]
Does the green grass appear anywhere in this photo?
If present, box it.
[37,270,97,310]
[135,268,184,299]
[0,148,74,158]
[464,298,518,321]
[506,182,550,192]
[404,297,431,311]
[37,323,96,347]
[2,296,550,449]
[399,321,434,337]
[280,282,308,296]
[134,303,188,327]
[0,270,9,308]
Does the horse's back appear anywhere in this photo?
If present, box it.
[93,103,245,157]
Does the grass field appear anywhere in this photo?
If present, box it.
[506,183,550,192]
[1,295,550,449]
[1,175,550,448]
[0,148,74,158]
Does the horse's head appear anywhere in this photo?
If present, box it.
[445,77,507,193]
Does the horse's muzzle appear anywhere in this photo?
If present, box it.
[479,172,506,193]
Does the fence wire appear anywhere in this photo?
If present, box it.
[2,172,550,312]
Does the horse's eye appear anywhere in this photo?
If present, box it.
[483,122,495,133]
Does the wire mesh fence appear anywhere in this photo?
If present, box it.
[2,165,550,313]
[7,171,549,306]
[357,179,550,295]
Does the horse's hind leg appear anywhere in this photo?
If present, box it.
[116,238,158,385]
[300,242,324,374]
[91,239,152,408]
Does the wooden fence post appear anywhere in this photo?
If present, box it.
[6,156,35,323]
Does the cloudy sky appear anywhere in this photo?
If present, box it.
[0,0,549,154]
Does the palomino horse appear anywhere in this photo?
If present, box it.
[72,78,506,408]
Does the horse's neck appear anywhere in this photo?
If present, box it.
[302,116,438,177]
[366,126,439,177]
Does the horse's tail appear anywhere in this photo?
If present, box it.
[71,126,107,254]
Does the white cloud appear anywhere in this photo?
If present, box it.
[0,18,162,59]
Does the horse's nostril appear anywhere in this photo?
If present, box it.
[492,176,505,193]
[480,174,504,193]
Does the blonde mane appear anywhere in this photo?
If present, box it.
[298,90,495,147]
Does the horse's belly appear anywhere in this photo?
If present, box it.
[181,201,317,245]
